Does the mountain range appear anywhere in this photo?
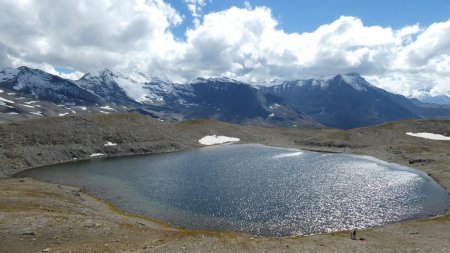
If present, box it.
[0,66,449,129]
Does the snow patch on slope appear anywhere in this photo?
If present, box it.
[29,111,43,116]
[90,153,105,157]
[0,97,14,104]
[0,68,19,81]
[199,135,240,145]
[340,74,372,91]
[100,105,116,111]
[406,132,450,140]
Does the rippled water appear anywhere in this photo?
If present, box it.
[23,144,449,236]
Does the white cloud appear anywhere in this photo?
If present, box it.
[184,0,207,18]
[184,0,209,27]
[0,42,11,69]
[0,1,449,97]
[0,0,182,73]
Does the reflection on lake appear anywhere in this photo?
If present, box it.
[23,144,450,236]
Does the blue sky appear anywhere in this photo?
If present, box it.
[168,0,450,38]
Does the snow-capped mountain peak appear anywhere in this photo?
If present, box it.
[0,67,20,82]
[79,69,151,103]
[190,77,244,84]
[77,69,179,104]
[338,73,372,91]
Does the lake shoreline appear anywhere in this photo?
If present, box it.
[1,114,450,252]
[18,143,450,238]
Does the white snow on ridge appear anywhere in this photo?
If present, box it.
[0,89,3,93]
[29,111,43,116]
[0,68,19,81]
[58,113,69,116]
[100,105,116,111]
[268,103,280,110]
[199,135,240,145]
[0,96,14,104]
[406,132,450,141]
[273,151,304,159]
[104,141,117,146]
[341,74,371,91]
[24,101,39,105]
[111,74,149,102]
[90,153,105,157]
[191,77,243,84]
[6,112,18,115]
[252,79,285,88]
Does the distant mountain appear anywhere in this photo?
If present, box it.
[417,95,450,105]
[0,66,102,105]
[175,77,319,127]
[0,66,449,128]
[0,67,119,120]
[77,69,139,106]
[0,67,320,128]
[262,73,423,129]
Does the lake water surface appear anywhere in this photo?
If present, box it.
[23,144,449,236]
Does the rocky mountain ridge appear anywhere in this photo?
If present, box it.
[0,66,448,129]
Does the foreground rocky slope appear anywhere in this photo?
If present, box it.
[1,113,449,190]
[0,113,449,252]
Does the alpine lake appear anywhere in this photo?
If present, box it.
[22,144,449,237]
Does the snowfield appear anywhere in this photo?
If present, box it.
[0,96,14,104]
[100,105,116,111]
[29,111,43,116]
[406,132,450,140]
[199,135,240,145]
[90,153,105,157]
[104,141,117,146]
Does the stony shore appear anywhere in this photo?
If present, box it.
[0,113,449,252]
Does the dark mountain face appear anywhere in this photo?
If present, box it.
[77,70,138,106]
[0,68,321,128]
[1,67,449,128]
[186,80,268,121]
[263,74,419,129]
[0,66,102,105]
[162,78,321,127]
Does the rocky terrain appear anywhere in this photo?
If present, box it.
[0,113,449,252]
[0,113,450,252]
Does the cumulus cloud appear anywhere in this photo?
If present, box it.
[184,0,210,27]
[0,0,182,72]
[0,1,449,97]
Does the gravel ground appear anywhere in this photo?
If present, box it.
[0,113,449,252]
